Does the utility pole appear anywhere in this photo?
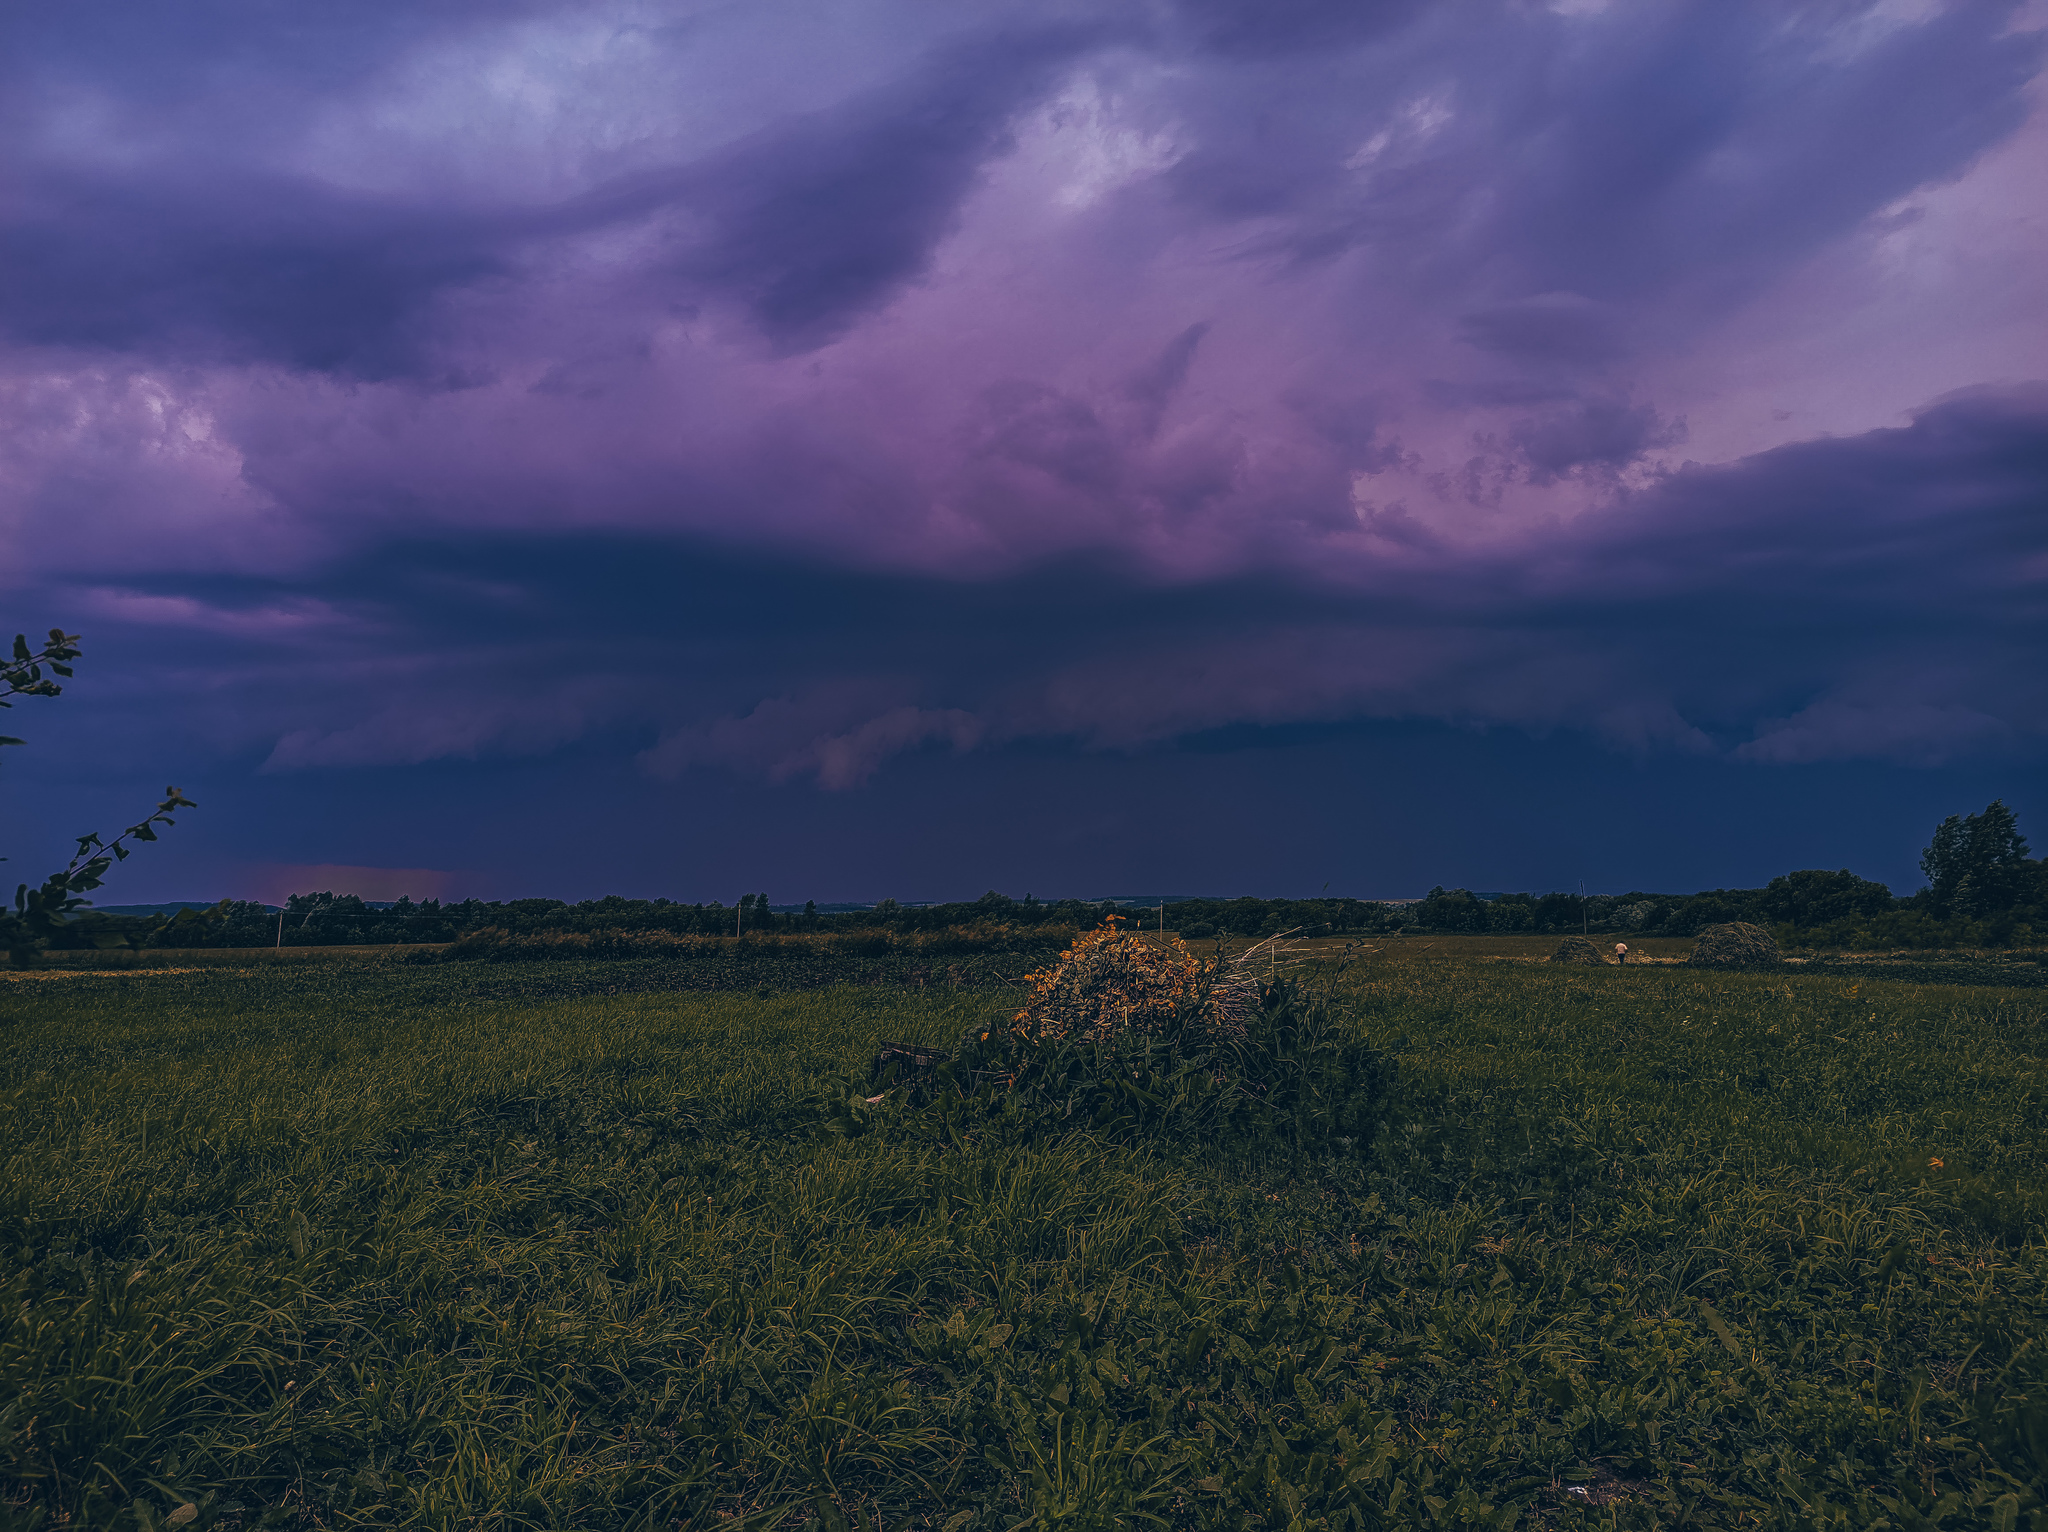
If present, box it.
[276,909,283,949]
[1581,880,1588,936]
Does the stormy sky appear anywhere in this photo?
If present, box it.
[4,0,2044,904]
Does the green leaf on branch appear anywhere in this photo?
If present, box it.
[1,628,201,964]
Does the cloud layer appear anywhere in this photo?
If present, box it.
[2,0,2044,892]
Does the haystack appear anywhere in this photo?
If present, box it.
[1688,922,1780,966]
[1549,936,1607,964]
[1010,923,1255,1044]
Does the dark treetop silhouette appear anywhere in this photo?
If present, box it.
[1,627,206,963]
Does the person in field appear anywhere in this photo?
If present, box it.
[1615,942,1628,964]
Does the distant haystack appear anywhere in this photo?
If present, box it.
[1550,936,1607,965]
[1689,922,1781,967]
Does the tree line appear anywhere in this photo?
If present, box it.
[37,799,2044,954]
[1401,801,2042,947]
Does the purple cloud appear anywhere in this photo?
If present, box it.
[1511,396,1687,485]
[1,0,2044,895]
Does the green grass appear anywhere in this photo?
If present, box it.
[2,959,2044,1530]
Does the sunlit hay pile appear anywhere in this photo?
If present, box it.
[1549,936,1607,964]
[932,921,1385,1153]
[1009,922,1256,1045]
[1689,920,1782,966]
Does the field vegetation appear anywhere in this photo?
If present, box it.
[3,943,2044,1531]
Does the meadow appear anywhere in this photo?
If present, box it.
[2,948,2044,1530]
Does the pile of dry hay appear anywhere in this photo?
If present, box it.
[1009,922,1261,1044]
[1688,921,1781,966]
[874,922,1390,1154]
[1550,936,1607,964]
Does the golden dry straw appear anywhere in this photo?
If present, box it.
[1010,920,1271,1044]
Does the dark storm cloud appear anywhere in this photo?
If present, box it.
[1163,0,2042,323]
[2,11,1101,371]
[1,173,510,376]
[1172,0,1429,58]
[1125,322,1210,438]
[1575,385,2048,617]
[59,383,2040,792]
[672,28,1104,351]
[0,1,524,373]
[1512,397,1687,485]
[4,0,2037,385]
[1459,295,1630,366]
[971,383,1125,493]
[0,0,520,103]
[2,0,2044,904]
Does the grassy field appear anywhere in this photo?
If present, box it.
[2,955,2044,1530]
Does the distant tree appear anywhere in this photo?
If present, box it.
[1531,892,1581,933]
[1487,892,1537,932]
[1415,886,1489,933]
[1220,897,1267,936]
[1921,800,2031,916]
[1,628,205,963]
[1758,869,1893,927]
